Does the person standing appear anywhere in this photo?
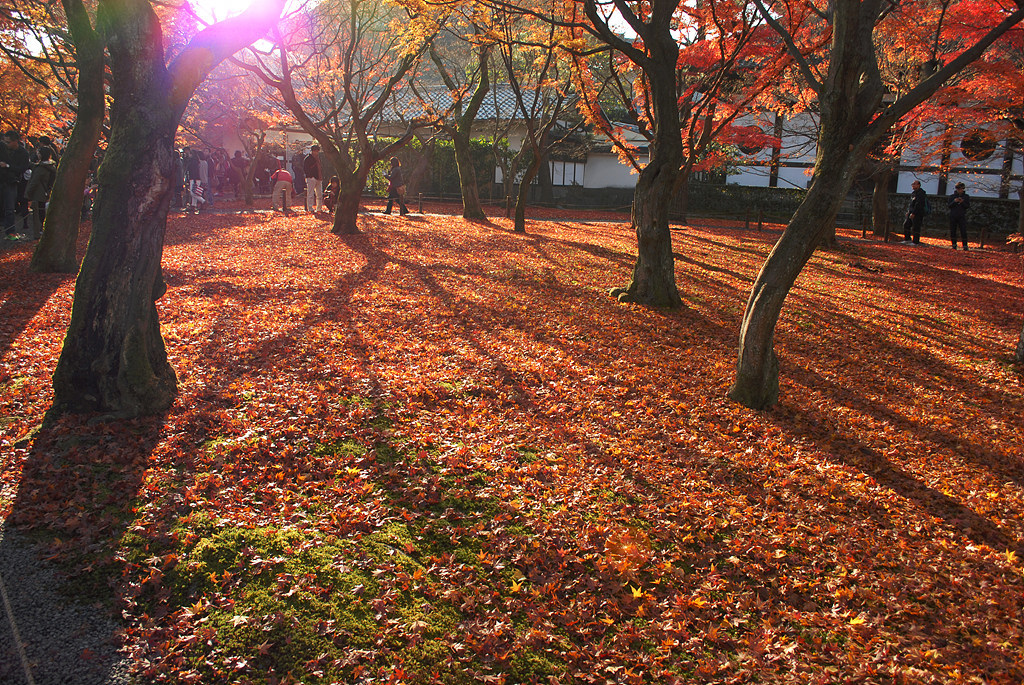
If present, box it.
[948,182,970,250]
[303,145,323,213]
[198,151,212,209]
[25,146,57,239]
[382,157,408,216]
[1,130,31,238]
[290,149,306,196]
[186,149,207,213]
[270,166,294,216]
[902,179,927,245]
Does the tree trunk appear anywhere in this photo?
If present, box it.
[242,134,264,207]
[49,0,284,419]
[871,167,890,236]
[614,56,682,308]
[453,131,485,220]
[512,155,545,234]
[49,3,179,418]
[729,140,867,409]
[331,186,362,235]
[30,0,105,274]
[538,150,554,205]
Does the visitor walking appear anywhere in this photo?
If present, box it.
[902,180,927,245]
[948,182,970,250]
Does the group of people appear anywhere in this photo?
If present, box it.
[1,130,61,241]
[268,145,333,216]
[902,179,974,250]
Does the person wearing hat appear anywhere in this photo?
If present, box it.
[947,182,970,250]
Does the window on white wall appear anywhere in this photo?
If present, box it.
[961,129,997,161]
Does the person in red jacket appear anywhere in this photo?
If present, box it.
[270,165,294,216]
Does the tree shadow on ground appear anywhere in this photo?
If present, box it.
[0,256,69,359]
[0,414,167,685]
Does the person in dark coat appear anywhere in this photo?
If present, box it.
[303,145,323,213]
[290,149,306,195]
[947,182,970,250]
[382,157,408,216]
[1,130,31,238]
[901,180,927,245]
[25,146,57,239]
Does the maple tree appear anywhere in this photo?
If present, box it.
[406,8,493,220]
[238,0,437,235]
[492,4,582,233]
[728,0,1024,410]
[48,0,286,417]
[1,0,106,274]
[182,63,289,206]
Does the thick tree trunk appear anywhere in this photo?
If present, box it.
[30,0,105,274]
[49,0,284,419]
[613,56,682,308]
[331,186,362,235]
[49,5,179,417]
[453,131,485,221]
[729,139,869,409]
[871,167,890,236]
[614,149,682,307]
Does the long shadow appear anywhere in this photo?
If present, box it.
[0,255,69,359]
[768,402,1024,557]
[1,413,167,685]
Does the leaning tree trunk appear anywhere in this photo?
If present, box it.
[729,135,872,409]
[871,167,890,237]
[512,154,544,233]
[49,5,179,417]
[30,0,105,274]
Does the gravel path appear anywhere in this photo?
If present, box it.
[0,523,132,685]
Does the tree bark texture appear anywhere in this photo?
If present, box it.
[619,58,682,308]
[49,0,284,418]
[454,130,486,221]
[30,0,105,274]
[332,184,363,235]
[512,154,544,233]
[730,0,885,408]
[50,0,179,417]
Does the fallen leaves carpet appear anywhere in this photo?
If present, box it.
[1,211,1022,683]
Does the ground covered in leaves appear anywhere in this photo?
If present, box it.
[1,208,1023,684]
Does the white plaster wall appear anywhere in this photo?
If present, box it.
[582,154,642,189]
